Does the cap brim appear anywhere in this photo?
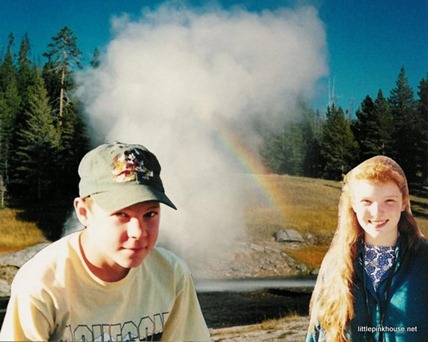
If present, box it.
[91,185,177,212]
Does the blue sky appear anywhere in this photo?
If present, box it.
[0,0,427,112]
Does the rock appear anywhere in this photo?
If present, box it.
[264,246,281,254]
[0,243,50,268]
[249,243,265,252]
[0,265,19,285]
[0,242,51,297]
[296,264,309,273]
[0,278,10,297]
[311,268,320,275]
[274,229,304,243]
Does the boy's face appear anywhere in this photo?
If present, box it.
[76,199,160,281]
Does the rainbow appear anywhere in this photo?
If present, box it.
[214,125,288,215]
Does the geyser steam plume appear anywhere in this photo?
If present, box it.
[75,4,327,272]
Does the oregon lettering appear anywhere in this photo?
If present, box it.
[62,312,169,341]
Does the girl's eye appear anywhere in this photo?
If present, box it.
[361,199,372,206]
[385,199,396,205]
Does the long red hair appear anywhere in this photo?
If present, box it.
[308,156,424,341]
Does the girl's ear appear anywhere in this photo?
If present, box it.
[74,197,90,226]
[402,195,409,212]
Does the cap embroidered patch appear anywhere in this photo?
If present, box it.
[112,149,154,183]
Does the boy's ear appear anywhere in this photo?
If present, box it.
[74,197,90,226]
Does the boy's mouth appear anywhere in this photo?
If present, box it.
[122,245,147,252]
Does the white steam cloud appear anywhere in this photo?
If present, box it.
[75,4,327,274]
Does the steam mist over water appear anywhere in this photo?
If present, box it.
[74,4,327,271]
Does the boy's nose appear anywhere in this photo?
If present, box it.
[127,218,148,239]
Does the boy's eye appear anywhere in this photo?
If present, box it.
[114,212,128,218]
[144,211,157,219]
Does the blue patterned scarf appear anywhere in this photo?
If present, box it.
[364,243,397,291]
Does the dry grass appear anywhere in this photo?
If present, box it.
[211,312,303,335]
[245,175,428,269]
[285,245,330,269]
[210,312,309,342]
[246,175,341,241]
[259,312,302,330]
[410,194,428,238]
[0,208,46,253]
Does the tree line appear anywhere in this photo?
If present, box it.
[261,67,428,192]
[0,28,90,239]
[0,27,427,239]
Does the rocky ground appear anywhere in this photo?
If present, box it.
[0,242,50,297]
[185,228,320,280]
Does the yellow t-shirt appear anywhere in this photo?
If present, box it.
[0,231,210,341]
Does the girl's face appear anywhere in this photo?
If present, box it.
[75,199,160,282]
[351,180,405,246]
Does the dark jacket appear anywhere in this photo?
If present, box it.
[306,239,428,342]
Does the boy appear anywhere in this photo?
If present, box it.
[0,142,210,341]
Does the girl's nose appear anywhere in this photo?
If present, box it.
[369,202,384,216]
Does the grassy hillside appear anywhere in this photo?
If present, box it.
[245,175,428,269]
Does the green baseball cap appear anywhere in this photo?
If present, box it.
[78,142,177,211]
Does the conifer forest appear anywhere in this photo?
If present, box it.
[1,27,427,239]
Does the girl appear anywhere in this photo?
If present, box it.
[306,156,428,341]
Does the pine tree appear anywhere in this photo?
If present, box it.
[0,35,21,199]
[0,78,21,187]
[320,105,358,179]
[55,101,89,198]
[42,26,82,121]
[374,90,394,157]
[0,34,16,92]
[389,67,419,183]
[14,70,60,201]
[266,122,305,175]
[260,99,319,176]
[6,37,41,202]
[416,74,428,186]
[302,105,323,178]
[41,26,88,200]
[352,95,383,159]
[17,34,36,94]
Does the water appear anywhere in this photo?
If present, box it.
[196,277,315,328]
[195,277,316,293]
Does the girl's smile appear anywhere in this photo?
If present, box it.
[351,180,405,246]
